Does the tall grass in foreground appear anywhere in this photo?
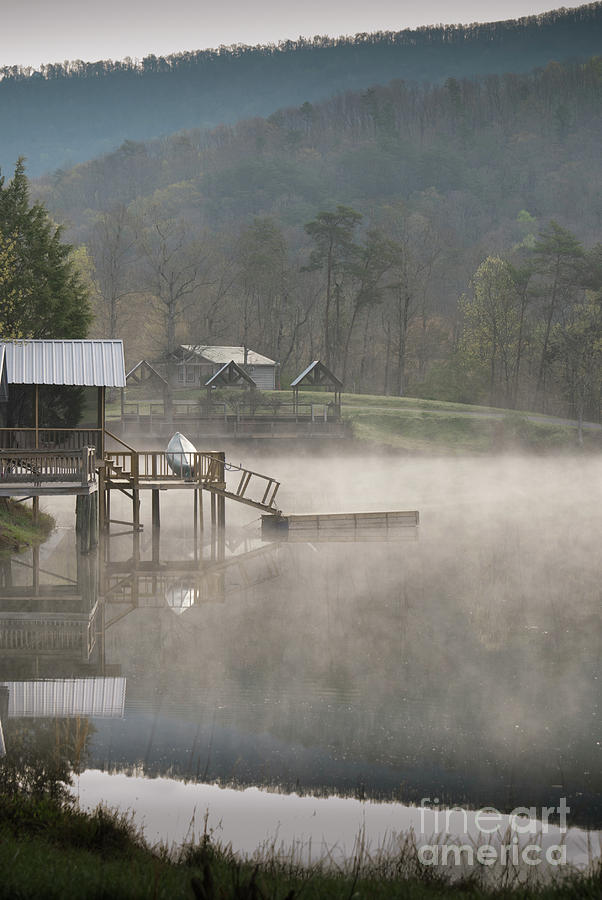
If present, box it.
[0,785,600,899]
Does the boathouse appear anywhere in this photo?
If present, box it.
[0,339,126,458]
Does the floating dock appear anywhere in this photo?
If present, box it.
[262,510,419,541]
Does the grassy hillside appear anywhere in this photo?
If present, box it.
[292,392,602,451]
[2,3,602,174]
[108,388,601,453]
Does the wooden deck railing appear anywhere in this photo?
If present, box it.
[0,447,97,486]
[118,400,340,422]
[102,449,279,510]
[104,450,225,484]
[0,427,103,451]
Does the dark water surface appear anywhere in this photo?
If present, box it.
[1,454,600,833]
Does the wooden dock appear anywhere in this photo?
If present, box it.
[0,431,419,549]
[262,510,419,541]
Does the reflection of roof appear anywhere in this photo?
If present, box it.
[291,360,343,389]
[1,340,126,387]
[1,677,126,718]
[205,360,257,388]
[181,345,276,366]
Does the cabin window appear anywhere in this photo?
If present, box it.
[186,366,196,383]
[177,366,185,383]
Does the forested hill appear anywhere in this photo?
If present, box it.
[3,2,602,175]
[38,55,602,248]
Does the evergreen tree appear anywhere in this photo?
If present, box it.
[0,159,91,339]
[304,206,362,367]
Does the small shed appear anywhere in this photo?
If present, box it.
[0,339,126,456]
[291,361,343,413]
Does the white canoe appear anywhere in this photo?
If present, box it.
[166,432,197,479]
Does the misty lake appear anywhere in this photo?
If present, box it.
[1,452,600,864]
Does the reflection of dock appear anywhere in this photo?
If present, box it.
[102,542,281,624]
[0,551,100,664]
[0,542,106,685]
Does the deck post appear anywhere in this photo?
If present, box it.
[32,544,40,596]
[76,495,91,553]
[105,479,111,529]
[89,491,98,549]
[133,489,140,530]
[97,387,105,459]
[132,451,140,531]
[98,467,106,530]
[34,385,39,449]
[152,489,160,530]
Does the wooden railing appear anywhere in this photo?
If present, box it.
[0,427,103,451]
[0,447,97,486]
[102,449,279,510]
[103,450,225,484]
[118,400,340,422]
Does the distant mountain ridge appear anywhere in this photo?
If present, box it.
[2,2,602,175]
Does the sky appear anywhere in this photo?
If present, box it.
[0,0,588,69]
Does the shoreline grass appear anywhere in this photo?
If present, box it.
[0,789,600,899]
[0,497,54,553]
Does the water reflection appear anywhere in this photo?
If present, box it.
[0,455,600,836]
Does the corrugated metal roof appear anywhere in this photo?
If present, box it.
[181,345,276,367]
[2,677,126,718]
[1,340,126,387]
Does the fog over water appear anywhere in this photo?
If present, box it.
[2,452,600,858]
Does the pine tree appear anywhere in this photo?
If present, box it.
[0,158,91,338]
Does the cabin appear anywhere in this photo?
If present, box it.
[0,339,126,458]
[169,345,278,391]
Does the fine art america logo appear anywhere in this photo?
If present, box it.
[417,798,570,867]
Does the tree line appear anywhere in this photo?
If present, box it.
[0,161,600,425]
[2,3,602,174]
